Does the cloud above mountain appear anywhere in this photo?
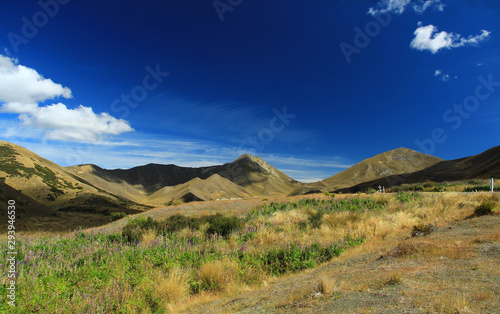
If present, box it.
[0,54,133,142]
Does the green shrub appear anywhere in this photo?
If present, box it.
[396,191,422,203]
[202,214,242,238]
[433,186,445,192]
[162,214,198,234]
[122,216,159,242]
[473,201,497,216]
[464,186,500,192]
[111,212,127,221]
[423,181,436,188]
[307,211,324,228]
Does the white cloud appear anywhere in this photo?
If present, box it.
[0,55,72,104]
[368,0,444,16]
[0,54,133,142]
[434,69,451,82]
[410,24,491,54]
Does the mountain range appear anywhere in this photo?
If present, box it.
[1,140,499,223]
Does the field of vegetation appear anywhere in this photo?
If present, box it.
[386,179,500,193]
[1,192,498,313]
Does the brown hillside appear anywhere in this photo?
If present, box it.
[67,153,303,204]
[214,154,303,196]
[148,174,252,205]
[0,180,56,218]
[0,141,149,214]
[339,146,500,192]
[66,164,149,203]
[322,147,442,190]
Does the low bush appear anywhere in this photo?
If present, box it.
[202,213,242,238]
[122,216,159,242]
[111,212,127,220]
[396,191,422,203]
[122,213,243,240]
[463,186,500,192]
[473,201,497,216]
[411,223,436,237]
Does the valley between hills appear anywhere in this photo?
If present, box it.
[1,140,499,313]
[0,140,499,231]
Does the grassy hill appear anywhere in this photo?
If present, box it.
[148,174,252,205]
[0,180,56,218]
[322,147,442,189]
[0,141,150,219]
[290,148,442,196]
[68,153,303,205]
[339,146,500,193]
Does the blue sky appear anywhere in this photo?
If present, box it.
[0,0,499,182]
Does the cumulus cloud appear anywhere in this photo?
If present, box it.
[17,103,134,142]
[0,54,133,142]
[410,24,491,54]
[0,55,72,104]
[368,0,444,16]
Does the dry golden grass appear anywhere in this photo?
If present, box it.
[153,268,189,304]
[187,193,499,313]
[415,291,473,313]
[139,228,157,246]
[316,275,336,294]
[198,260,239,292]
[273,286,313,309]
[253,228,280,246]
[269,209,308,225]
[17,192,496,313]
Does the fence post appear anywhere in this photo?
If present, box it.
[491,178,494,193]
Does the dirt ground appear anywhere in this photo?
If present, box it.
[186,214,500,313]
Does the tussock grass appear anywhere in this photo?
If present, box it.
[154,267,189,303]
[316,275,336,294]
[1,192,496,312]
